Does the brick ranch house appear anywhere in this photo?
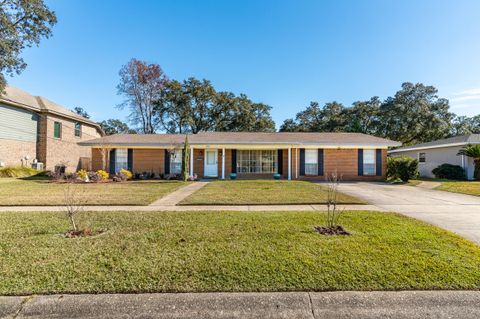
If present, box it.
[0,86,104,171]
[81,132,401,180]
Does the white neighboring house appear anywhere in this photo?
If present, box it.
[388,134,480,180]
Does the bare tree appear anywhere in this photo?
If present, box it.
[98,144,112,172]
[117,58,168,133]
[325,170,344,228]
[63,184,86,233]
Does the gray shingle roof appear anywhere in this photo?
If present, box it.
[0,86,102,130]
[389,134,480,153]
[80,132,401,147]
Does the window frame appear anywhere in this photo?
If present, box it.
[418,152,426,164]
[363,149,376,176]
[237,150,277,174]
[74,122,82,138]
[115,149,128,173]
[53,121,62,139]
[304,149,318,175]
[170,149,183,174]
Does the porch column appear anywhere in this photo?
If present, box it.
[295,148,298,179]
[288,147,291,180]
[190,147,194,177]
[221,147,225,179]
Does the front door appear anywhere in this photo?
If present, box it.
[204,150,218,177]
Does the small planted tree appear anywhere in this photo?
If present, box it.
[457,144,480,180]
[63,184,87,237]
[98,143,112,172]
[182,135,190,182]
[314,171,350,236]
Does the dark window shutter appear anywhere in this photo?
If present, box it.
[109,149,116,175]
[358,149,364,176]
[318,149,324,176]
[277,149,283,174]
[231,149,237,173]
[300,148,305,176]
[127,149,133,171]
[164,150,170,174]
[376,149,382,176]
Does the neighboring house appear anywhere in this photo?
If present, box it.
[80,132,400,180]
[0,86,104,171]
[388,134,480,180]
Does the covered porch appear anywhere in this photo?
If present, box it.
[189,144,303,180]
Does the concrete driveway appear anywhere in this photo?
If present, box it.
[338,182,480,244]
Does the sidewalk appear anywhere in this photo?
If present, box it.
[0,204,382,212]
[2,291,480,319]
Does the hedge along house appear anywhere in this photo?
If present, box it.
[81,132,400,180]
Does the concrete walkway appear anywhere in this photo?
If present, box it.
[338,182,480,244]
[417,181,442,189]
[149,181,209,206]
[2,291,480,318]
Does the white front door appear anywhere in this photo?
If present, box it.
[204,150,218,177]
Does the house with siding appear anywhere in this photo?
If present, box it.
[0,86,104,171]
[80,132,400,180]
[388,134,480,180]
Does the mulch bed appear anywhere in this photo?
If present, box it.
[314,225,351,236]
[64,229,104,238]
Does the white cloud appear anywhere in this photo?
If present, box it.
[448,87,480,116]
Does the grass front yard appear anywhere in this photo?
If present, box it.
[1,210,479,295]
[0,178,186,206]
[180,180,364,205]
[409,178,480,197]
[435,181,480,197]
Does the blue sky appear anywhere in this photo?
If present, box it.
[8,0,480,128]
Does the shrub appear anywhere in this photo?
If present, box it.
[88,171,101,183]
[0,166,40,178]
[432,164,465,180]
[119,169,133,180]
[77,169,88,181]
[96,170,109,181]
[65,172,80,183]
[47,170,65,181]
[387,156,419,182]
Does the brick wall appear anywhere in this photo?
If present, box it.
[132,149,165,175]
[300,148,386,181]
[0,138,37,167]
[39,114,102,172]
[193,148,205,177]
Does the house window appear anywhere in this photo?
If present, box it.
[419,152,426,163]
[115,149,128,173]
[53,122,62,139]
[74,122,81,137]
[305,149,318,175]
[170,149,182,174]
[363,149,376,175]
[237,150,277,174]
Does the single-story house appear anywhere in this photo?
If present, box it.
[80,132,401,180]
[388,134,480,180]
[0,86,104,171]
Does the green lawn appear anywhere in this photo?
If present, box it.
[0,178,186,206]
[409,178,480,197]
[436,181,480,196]
[1,210,479,295]
[180,180,364,205]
